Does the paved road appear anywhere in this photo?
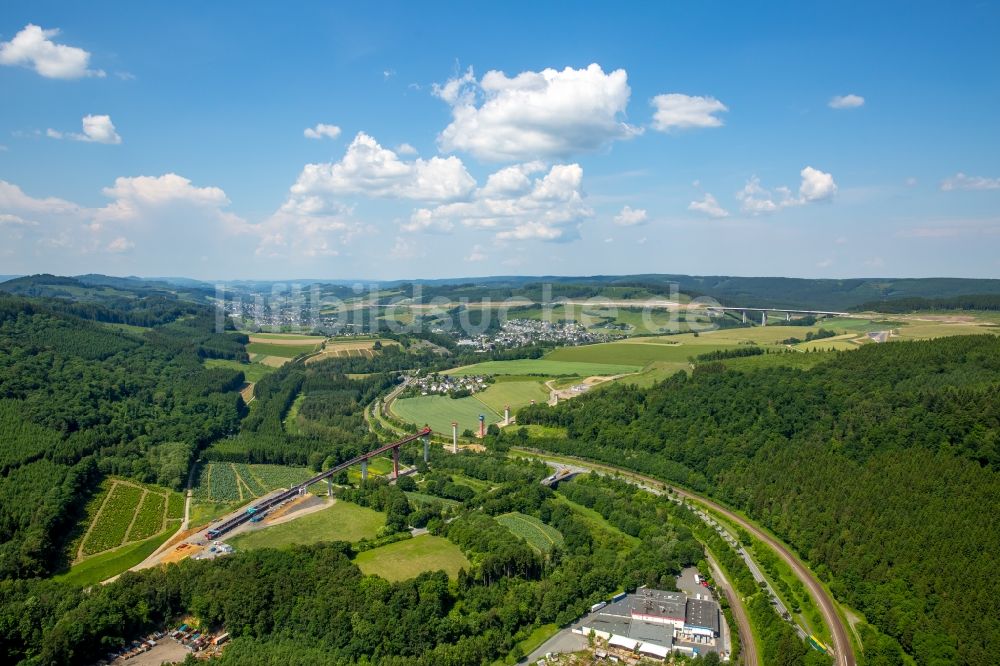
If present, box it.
[671,487,852,666]
[527,451,854,666]
[705,550,758,666]
[523,629,587,664]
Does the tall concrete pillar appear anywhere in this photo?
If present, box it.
[361,459,368,481]
[742,310,747,324]
[762,311,767,327]
[504,404,511,426]
[392,446,399,479]
[423,435,430,464]
[451,421,458,454]
[326,478,332,497]
[786,312,791,321]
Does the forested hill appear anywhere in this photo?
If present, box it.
[519,335,1000,665]
[0,273,213,306]
[0,295,247,578]
[378,274,1000,311]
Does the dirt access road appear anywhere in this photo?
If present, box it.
[706,550,758,666]
[518,449,855,666]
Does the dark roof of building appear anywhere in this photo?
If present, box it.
[627,620,673,648]
[631,589,686,620]
[685,598,720,633]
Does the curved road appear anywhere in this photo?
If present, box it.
[520,449,855,666]
[706,550,758,666]
[670,485,853,666]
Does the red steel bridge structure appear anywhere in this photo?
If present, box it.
[206,427,432,540]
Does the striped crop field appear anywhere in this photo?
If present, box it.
[496,512,564,554]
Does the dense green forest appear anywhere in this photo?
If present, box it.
[519,334,1000,664]
[852,294,1000,313]
[1,450,718,665]
[0,292,247,578]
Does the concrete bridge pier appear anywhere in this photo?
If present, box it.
[423,434,430,464]
[762,311,768,327]
[361,459,368,481]
[786,311,791,321]
[392,446,400,479]
[326,477,333,497]
[742,310,747,324]
[451,421,458,453]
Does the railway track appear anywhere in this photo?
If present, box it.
[512,448,856,666]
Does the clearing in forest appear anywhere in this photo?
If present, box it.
[74,478,183,562]
[355,534,470,581]
[496,512,564,553]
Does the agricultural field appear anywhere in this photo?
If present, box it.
[226,501,384,551]
[391,394,501,435]
[472,379,550,412]
[496,512,564,554]
[74,478,183,563]
[204,357,275,383]
[193,462,313,503]
[546,340,694,366]
[447,358,641,377]
[889,316,998,340]
[355,534,470,581]
[307,337,400,364]
[246,341,322,358]
[248,332,326,342]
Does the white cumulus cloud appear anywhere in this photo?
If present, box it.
[96,174,241,231]
[799,166,837,201]
[48,114,122,144]
[303,123,341,140]
[434,63,639,161]
[651,94,728,131]
[737,167,837,215]
[407,163,592,242]
[614,205,648,226]
[829,94,865,109]
[688,193,729,218]
[289,132,475,202]
[0,24,104,79]
[941,173,1000,191]
[106,236,134,253]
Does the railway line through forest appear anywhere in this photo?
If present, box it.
[512,448,856,666]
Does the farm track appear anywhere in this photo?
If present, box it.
[75,479,174,563]
[122,489,148,543]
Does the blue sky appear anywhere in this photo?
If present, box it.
[1,1,998,280]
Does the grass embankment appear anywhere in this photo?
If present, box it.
[227,501,384,550]
[55,531,174,587]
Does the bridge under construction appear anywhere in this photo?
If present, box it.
[205,428,432,541]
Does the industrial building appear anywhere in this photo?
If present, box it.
[572,588,722,661]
